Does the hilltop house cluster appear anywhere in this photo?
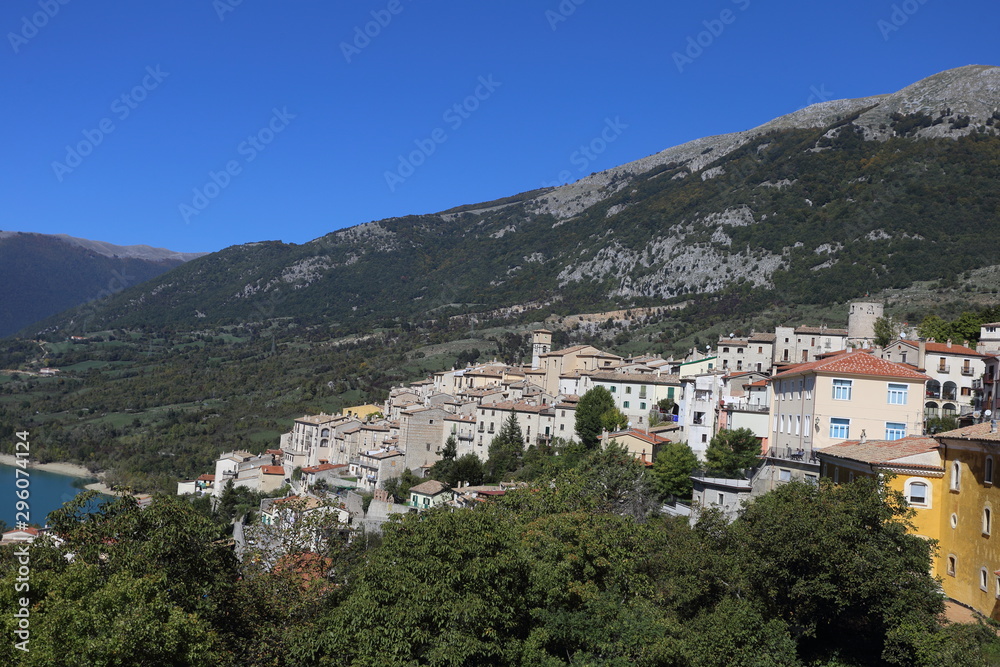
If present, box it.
[166,301,1000,622]
[180,300,1000,504]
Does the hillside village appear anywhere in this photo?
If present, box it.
[158,300,1000,623]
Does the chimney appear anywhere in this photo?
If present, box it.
[947,339,953,349]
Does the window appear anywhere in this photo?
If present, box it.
[833,379,853,400]
[984,507,992,535]
[987,457,994,485]
[951,461,961,491]
[623,401,630,409]
[885,422,906,441]
[626,386,632,394]
[795,415,801,436]
[717,493,724,505]
[640,402,646,410]
[779,469,792,482]
[901,352,907,364]
[702,434,707,443]
[805,473,818,485]
[560,424,564,431]
[610,386,616,393]
[830,418,850,440]
[981,568,989,592]
[779,415,784,433]
[907,480,929,506]
[887,383,908,405]
[947,555,956,576]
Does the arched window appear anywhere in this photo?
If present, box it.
[981,567,989,592]
[906,480,929,507]
[984,507,992,535]
[987,457,994,485]
[951,461,961,491]
[947,555,957,576]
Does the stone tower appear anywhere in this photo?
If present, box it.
[531,329,552,369]
[848,301,883,344]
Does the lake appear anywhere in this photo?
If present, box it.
[0,463,107,529]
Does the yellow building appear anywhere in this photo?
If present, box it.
[934,422,1000,619]
[341,404,383,420]
[816,436,944,549]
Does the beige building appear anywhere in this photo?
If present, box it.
[584,371,680,429]
[768,351,928,457]
[473,401,555,455]
[880,339,985,421]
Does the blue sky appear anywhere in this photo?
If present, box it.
[2,0,997,253]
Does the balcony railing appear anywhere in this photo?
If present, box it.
[936,364,951,373]
[457,433,474,441]
[961,367,974,376]
[763,446,819,464]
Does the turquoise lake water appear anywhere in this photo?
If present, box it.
[0,463,106,529]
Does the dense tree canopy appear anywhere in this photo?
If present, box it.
[704,428,762,477]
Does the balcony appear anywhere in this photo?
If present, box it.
[936,364,951,374]
[961,367,975,376]
[974,379,984,390]
[763,446,819,464]
[457,433,474,441]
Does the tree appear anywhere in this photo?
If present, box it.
[925,415,959,434]
[651,441,699,499]
[485,412,525,481]
[873,315,904,348]
[576,386,617,448]
[428,435,458,482]
[704,428,761,478]
[732,478,944,664]
[382,468,422,502]
[449,453,485,487]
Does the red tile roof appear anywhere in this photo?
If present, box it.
[936,421,1000,442]
[770,350,930,381]
[897,340,983,357]
[818,435,940,465]
[261,466,285,475]
[197,474,216,482]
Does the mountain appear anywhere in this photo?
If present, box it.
[0,232,207,337]
[23,65,1000,337]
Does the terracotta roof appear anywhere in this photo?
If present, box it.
[770,351,930,381]
[603,429,670,445]
[936,421,1000,442]
[748,333,776,342]
[197,474,216,482]
[302,463,348,473]
[542,345,590,356]
[746,380,767,388]
[478,401,552,414]
[261,466,285,475]
[409,480,449,496]
[818,435,940,466]
[897,340,984,357]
